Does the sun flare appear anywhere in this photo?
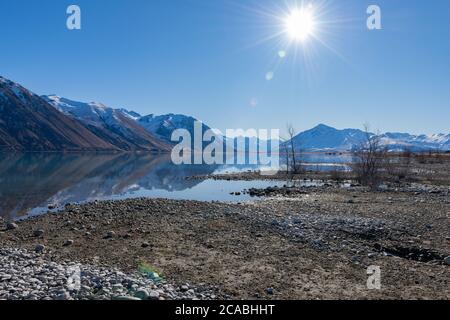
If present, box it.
[285,7,315,41]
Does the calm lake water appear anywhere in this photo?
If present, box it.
[0,153,352,219]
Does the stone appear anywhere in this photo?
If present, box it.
[35,244,46,253]
[444,256,450,266]
[148,290,160,300]
[55,291,70,300]
[112,283,123,290]
[141,242,150,248]
[105,231,116,239]
[6,222,18,230]
[134,289,149,299]
[33,229,45,237]
[63,239,74,246]
[180,285,189,292]
[113,296,142,301]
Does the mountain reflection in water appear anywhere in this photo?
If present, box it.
[0,153,352,220]
[0,153,219,219]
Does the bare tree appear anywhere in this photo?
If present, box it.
[287,123,300,173]
[351,124,388,189]
[280,137,290,175]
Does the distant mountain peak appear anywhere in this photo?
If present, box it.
[312,123,335,130]
[117,108,141,120]
[137,113,212,144]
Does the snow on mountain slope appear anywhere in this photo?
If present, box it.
[286,124,369,151]
[285,124,449,152]
[3,74,445,153]
[138,113,215,145]
[0,76,119,152]
[43,95,169,152]
[379,132,450,152]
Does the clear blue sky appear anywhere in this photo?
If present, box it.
[1,0,449,135]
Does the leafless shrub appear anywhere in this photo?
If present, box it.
[415,152,427,164]
[351,125,389,189]
[280,138,291,175]
[285,123,303,174]
[433,149,445,164]
[386,149,412,182]
[415,149,445,164]
[330,168,344,182]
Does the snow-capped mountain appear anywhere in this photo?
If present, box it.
[43,95,169,152]
[285,124,369,151]
[378,132,450,152]
[117,108,141,120]
[138,113,215,145]
[0,77,119,151]
[285,124,450,152]
[2,76,448,153]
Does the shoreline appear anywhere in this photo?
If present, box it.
[1,182,449,300]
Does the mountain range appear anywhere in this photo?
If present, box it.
[0,77,119,152]
[286,124,450,152]
[0,76,448,153]
[43,95,168,151]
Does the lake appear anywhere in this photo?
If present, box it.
[0,153,353,219]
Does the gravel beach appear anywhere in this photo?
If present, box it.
[1,180,449,300]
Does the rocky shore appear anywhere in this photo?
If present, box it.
[0,248,221,300]
[1,182,449,299]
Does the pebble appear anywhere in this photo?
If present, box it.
[33,229,45,237]
[148,290,160,300]
[55,291,71,300]
[105,231,116,239]
[180,285,189,292]
[34,244,45,253]
[134,289,149,299]
[444,256,450,266]
[63,240,74,247]
[113,296,142,301]
[6,223,18,230]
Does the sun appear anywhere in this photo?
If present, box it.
[285,7,315,42]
